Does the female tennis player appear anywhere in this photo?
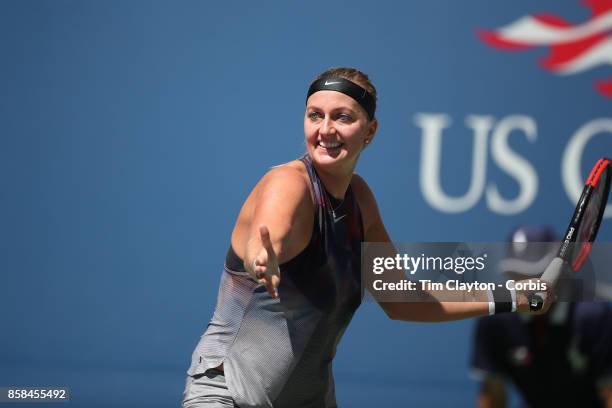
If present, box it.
[182,67,553,408]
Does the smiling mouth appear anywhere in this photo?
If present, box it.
[317,141,343,149]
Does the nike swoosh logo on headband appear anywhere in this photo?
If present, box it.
[324,80,341,85]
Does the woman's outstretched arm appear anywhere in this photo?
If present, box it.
[350,174,552,322]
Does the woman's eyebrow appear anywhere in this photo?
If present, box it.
[331,107,357,114]
[306,104,356,112]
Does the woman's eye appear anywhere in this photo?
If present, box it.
[308,112,322,120]
[337,113,353,122]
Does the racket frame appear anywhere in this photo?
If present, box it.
[528,157,610,311]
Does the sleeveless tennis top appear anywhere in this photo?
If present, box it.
[187,155,364,408]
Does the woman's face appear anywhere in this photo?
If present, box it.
[304,90,376,173]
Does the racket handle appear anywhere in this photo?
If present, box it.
[528,257,565,311]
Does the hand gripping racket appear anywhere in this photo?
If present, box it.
[529,157,611,311]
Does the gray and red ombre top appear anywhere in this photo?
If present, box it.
[187,155,364,408]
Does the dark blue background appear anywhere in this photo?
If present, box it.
[1,1,610,406]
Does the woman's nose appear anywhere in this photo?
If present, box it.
[320,118,336,135]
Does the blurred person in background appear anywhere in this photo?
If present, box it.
[470,225,612,408]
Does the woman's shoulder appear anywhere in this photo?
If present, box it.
[263,160,309,186]
[350,173,376,205]
[255,160,313,204]
[267,159,309,179]
[231,160,315,264]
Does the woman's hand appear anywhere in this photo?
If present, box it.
[253,225,281,298]
[515,278,555,314]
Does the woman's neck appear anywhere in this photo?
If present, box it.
[314,163,355,199]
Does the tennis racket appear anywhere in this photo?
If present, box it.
[529,157,611,311]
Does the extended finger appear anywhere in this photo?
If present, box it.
[259,225,276,259]
[264,277,279,299]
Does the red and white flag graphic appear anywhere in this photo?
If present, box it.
[479,0,612,98]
